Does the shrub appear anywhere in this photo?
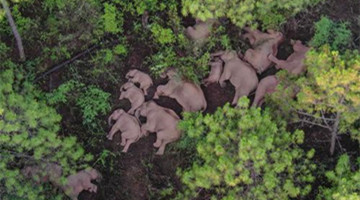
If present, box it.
[0,69,92,200]
[46,80,111,126]
[310,16,352,50]
[102,2,123,34]
[269,46,360,155]
[181,0,322,29]
[317,154,360,200]
[175,98,316,200]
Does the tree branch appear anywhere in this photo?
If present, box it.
[1,0,25,61]
[294,119,332,130]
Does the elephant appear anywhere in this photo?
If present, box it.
[125,69,153,95]
[119,82,145,114]
[242,27,282,47]
[137,101,180,155]
[212,50,259,105]
[107,109,143,152]
[61,168,102,200]
[185,19,216,41]
[243,28,284,74]
[202,57,224,86]
[21,163,62,185]
[153,77,207,112]
[251,75,279,107]
[268,40,310,75]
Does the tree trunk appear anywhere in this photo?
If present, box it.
[1,0,25,61]
[330,112,340,156]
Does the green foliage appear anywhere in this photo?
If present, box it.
[0,69,92,199]
[102,3,123,34]
[46,80,111,125]
[148,46,210,83]
[181,0,322,29]
[175,98,316,200]
[317,154,360,200]
[76,86,111,125]
[310,16,352,50]
[270,46,360,142]
[150,23,176,45]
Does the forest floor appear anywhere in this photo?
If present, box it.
[42,0,360,199]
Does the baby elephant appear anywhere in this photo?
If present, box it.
[202,58,224,86]
[243,28,284,74]
[107,109,143,152]
[137,101,181,155]
[61,168,101,200]
[154,78,207,112]
[125,69,153,95]
[213,50,259,105]
[252,75,279,107]
[119,82,145,114]
[268,40,310,75]
[185,19,216,41]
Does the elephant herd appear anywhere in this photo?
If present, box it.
[108,24,310,156]
[21,21,310,200]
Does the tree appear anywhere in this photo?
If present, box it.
[181,0,322,29]
[0,68,92,200]
[175,98,316,200]
[1,0,25,60]
[317,154,360,200]
[269,46,360,155]
[310,16,352,51]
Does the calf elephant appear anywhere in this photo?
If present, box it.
[252,75,279,107]
[119,82,145,114]
[154,78,207,112]
[107,109,143,152]
[125,69,153,95]
[61,168,101,200]
[202,57,224,86]
[23,164,101,200]
[137,101,180,155]
[243,28,284,73]
[213,50,258,105]
[268,40,310,75]
[185,19,216,42]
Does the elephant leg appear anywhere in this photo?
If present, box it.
[122,139,135,152]
[153,137,162,148]
[252,87,265,107]
[107,127,118,140]
[268,54,286,69]
[120,137,126,146]
[232,88,250,106]
[155,140,171,155]
[85,183,97,193]
[219,70,230,88]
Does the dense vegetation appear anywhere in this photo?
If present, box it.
[0,0,359,199]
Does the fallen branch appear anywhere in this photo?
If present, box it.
[34,44,98,82]
[1,0,25,61]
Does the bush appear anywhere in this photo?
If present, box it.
[310,16,352,50]
[269,46,360,155]
[181,0,322,29]
[175,98,316,200]
[317,154,360,200]
[0,69,92,200]
[46,80,111,126]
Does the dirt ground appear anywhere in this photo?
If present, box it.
[42,0,360,199]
